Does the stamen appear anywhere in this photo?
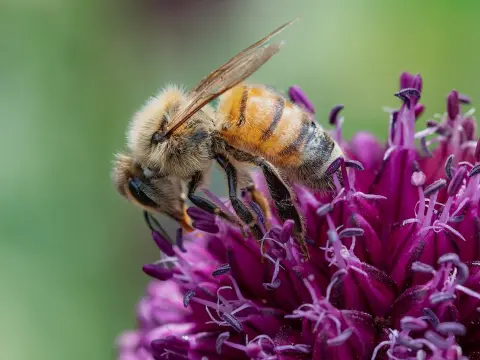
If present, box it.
[183,290,196,308]
[455,262,469,285]
[459,93,471,104]
[142,264,174,281]
[423,330,450,349]
[248,201,266,232]
[423,308,440,328]
[400,316,428,331]
[280,220,294,243]
[447,90,460,121]
[395,88,421,110]
[415,103,425,119]
[327,328,353,346]
[424,179,447,197]
[420,137,432,157]
[436,322,466,336]
[288,85,315,114]
[411,261,435,274]
[212,263,231,277]
[438,253,460,265]
[317,203,333,217]
[176,228,186,253]
[447,166,466,196]
[397,335,423,350]
[326,157,342,176]
[263,279,281,290]
[221,312,243,332]
[329,104,344,125]
[429,292,456,304]
[345,159,364,171]
[468,164,480,177]
[445,154,455,180]
[151,231,175,257]
[338,227,365,238]
[216,332,230,354]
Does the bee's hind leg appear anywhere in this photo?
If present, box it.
[215,154,264,240]
[223,146,309,259]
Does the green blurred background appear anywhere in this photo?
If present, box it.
[1,0,479,359]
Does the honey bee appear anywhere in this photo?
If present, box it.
[113,19,342,259]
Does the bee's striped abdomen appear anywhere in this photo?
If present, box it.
[218,85,318,167]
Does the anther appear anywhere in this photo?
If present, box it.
[436,322,467,336]
[326,328,353,346]
[288,85,315,114]
[429,292,456,305]
[447,166,467,196]
[424,330,450,349]
[317,203,333,217]
[400,317,428,331]
[459,93,471,104]
[183,290,196,308]
[394,88,421,109]
[414,103,425,119]
[447,90,460,120]
[176,228,186,253]
[445,155,455,180]
[326,157,342,176]
[438,253,460,265]
[420,137,432,157]
[338,228,365,238]
[345,159,364,171]
[411,261,435,274]
[468,164,480,177]
[216,332,230,354]
[212,263,231,277]
[397,335,423,351]
[329,104,344,125]
[423,308,440,328]
[426,120,440,128]
[423,179,447,197]
[142,264,174,281]
[221,312,243,332]
[263,279,281,290]
[456,263,470,285]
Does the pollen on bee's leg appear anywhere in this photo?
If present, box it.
[180,206,194,233]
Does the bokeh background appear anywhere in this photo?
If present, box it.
[1,1,479,359]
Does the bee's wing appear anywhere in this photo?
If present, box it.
[165,19,297,136]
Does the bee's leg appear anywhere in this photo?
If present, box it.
[223,146,309,259]
[215,154,264,240]
[187,171,239,225]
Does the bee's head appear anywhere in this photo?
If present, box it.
[111,152,193,231]
[126,85,216,178]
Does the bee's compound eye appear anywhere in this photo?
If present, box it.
[151,131,166,144]
[128,177,158,208]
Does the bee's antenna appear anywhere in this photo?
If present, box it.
[143,210,172,243]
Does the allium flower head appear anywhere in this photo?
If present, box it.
[117,73,480,360]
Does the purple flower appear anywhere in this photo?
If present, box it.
[117,73,480,360]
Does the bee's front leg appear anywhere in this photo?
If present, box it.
[187,171,239,225]
[215,154,264,240]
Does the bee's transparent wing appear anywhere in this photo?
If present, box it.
[165,19,297,136]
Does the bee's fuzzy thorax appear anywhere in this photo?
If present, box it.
[127,84,188,163]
